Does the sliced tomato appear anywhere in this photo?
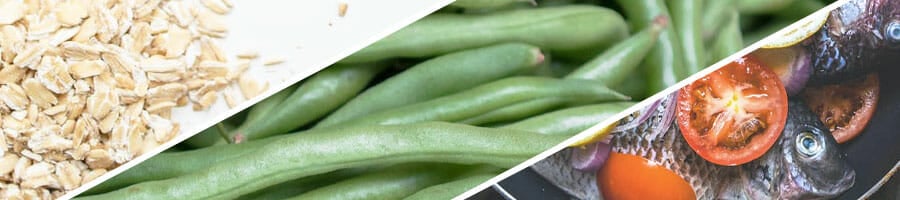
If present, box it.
[676,57,788,166]
[597,153,695,200]
[802,73,879,143]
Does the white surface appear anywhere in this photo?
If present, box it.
[63,0,453,199]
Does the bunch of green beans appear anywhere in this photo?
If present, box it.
[79,0,829,199]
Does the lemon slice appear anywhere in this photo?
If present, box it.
[568,123,615,147]
[761,11,828,49]
[750,47,797,75]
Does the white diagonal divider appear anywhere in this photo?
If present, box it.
[451,0,850,199]
[62,0,454,199]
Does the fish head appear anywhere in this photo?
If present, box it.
[778,99,855,199]
[869,0,900,49]
[829,0,900,49]
[810,0,900,84]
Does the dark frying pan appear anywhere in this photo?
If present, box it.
[470,65,900,200]
[833,61,900,199]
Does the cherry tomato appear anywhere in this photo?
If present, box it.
[802,74,879,143]
[597,153,695,200]
[676,57,788,166]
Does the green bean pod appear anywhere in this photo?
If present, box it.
[610,72,648,99]
[451,0,531,9]
[236,168,371,200]
[84,135,278,195]
[742,20,792,45]
[774,0,825,20]
[229,63,386,142]
[93,129,348,198]
[711,11,743,64]
[615,0,687,96]
[317,43,544,127]
[564,23,664,87]
[334,77,628,128]
[93,125,353,194]
[701,0,734,42]
[244,84,297,126]
[502,102,635,135]
[403,174,497,200]
[339,5,628,63]
[242,165,499,200]
[285,164,465,200]
[537,0,577,7]
[736,0,794,15]
[184,85,292,147]
[461,97,586,126]
[75,122,569,200]
[182,84,298,147]
[668,0,706,74]
[181,123,233,148]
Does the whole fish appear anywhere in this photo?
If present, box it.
[532,95,855,199]
[807,0,900,84]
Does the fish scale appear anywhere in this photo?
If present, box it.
[532,149,601,199]
[532,96,854,199]
[613,124,787,199]
[807,0,900,84]
[609,97,726,199]
[610,97,854,199]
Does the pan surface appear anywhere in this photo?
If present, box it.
[474,65,899,199]
[834,60,900,199]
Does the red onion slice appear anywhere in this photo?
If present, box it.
[782,48,811,95]
[751,46,812,96]
[574,91,676,172]
[571,141,612,172]
[647,91,678,139]
[613,99,661,132]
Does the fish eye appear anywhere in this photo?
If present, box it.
[886,21,900,44]
[795,131,823,157]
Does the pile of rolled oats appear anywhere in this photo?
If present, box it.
[0,0,267,198]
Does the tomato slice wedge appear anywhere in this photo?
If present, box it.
[802,73,879,143]
[676,57,788,166]
[597,153,695,200]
